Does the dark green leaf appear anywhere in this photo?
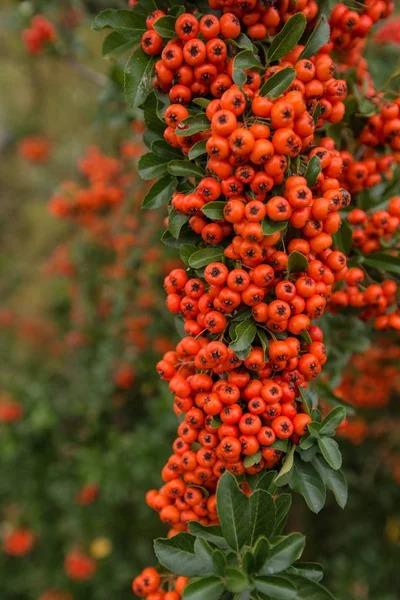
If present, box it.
[259,533,305,575]
[305,155,321,188]
[298,16,330,60]
[194,538,216,575]
[244,450,263,469]
[230,319,257,353]
[142,175,176,209]
[319,407,346,436]
[298,388,314,416]
[288,562,324,582]
[307,422,321,439]
[216,471,250,554]
[260,67,296,99]
[233,50,262,88]
[254,576,296,599]
[225,568,249,593]
[182,576,225,600]
[257,328,270,360]
[253,536,270,573]
[262,219,288,235]
[287,251,308,273]
[275,445,295,483]
[102,31,134,58]
[154,533,214,577]
[227,33,254,50]
[189,139,207,160]
[317,437,342,471]
[268,13,307,62]
[176,114,210,137]
[188,522,230,550]
[153,16,177,38]
[124,48,156,108]
[312,457,348,509]
[168,160,204,178]
[289,459,326,514]
[169,211,190,239]
[202,202,225,220]
[152,140,182,160]
[92,9,146,40]
[287,575,335,599]
[274,494,292,535]
[180,244,197,266]
[138,152,168,180]
[249,490,276,546]
[188,247,224,269]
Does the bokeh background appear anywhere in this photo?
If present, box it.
[0,1,399,599]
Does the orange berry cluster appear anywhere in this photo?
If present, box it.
[329,0,394,52]
[360,99,400,154]
[133,568,188,599]
[349,199,400,254]
[338,148,396,195]
[22,15,56,54]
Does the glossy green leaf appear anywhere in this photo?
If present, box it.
[287,251,308,273]
[142,175,176,209]
[260,67,296,98]
[259,533,305,575]
[169,211,190,239]
[287,575,335,599]
[189,139,207,160]
[92,9,146,39]
[317,437,342,471]
[333,219,353,255]
[312,457,348,509]
[319,406,346,436]
[138,152,168,180]
[230,319,257,353]
[188,247,224,269]
[289,459,326,514]
[298,16,330,60]
[168,160,204,178]
[182,576,225,600]
[102,31,134,58]
[124,47,156,108]
[201,202,225,220]
[216,471,250,554]
[305,155,321,188]
[233,50,262,88]
[153,16,177,38]
[249,490,276,546]
[274,493,292,535]
[154,533,214,577]
[254,576,297,599]
[268,13,307,63]
[175,114,210,137]
[262,219,288,235]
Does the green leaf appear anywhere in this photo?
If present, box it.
[153,15,177,38]
[254,576,297,599]
[180,244,197,266]
[305,155,321,188]
[230,319,257,353]
[274,493,292,535]
[227,33,254,50]
[161,227,198,248]
[312,457,348,509]
[275,445,295,483]
[102,31,134,58]
[317,437,342,471]
[124,47,156,108]
[92,9,146,40]
[257,328,270,360]
[193,98,211,109]
[154,533,214,577]
[169,211,190,239]
[268,13,307,62]
[231,307,253,322]
[287,251,308,274]
[182,576,225,600]
[319,407,346,436]
[189,139,207,160]
[362,252,400,275]
[298,16,330,60]
[152,140,182,160]
[333,219,352,255]
[216,471,250,554]
[168,160,204,179]
[249,490,276,546]
[259,533,305,575]
[188,247,224,269]
[270,439,290,453]
[287,575,335,599]
[253,536,270,573]
[202,201,225,220]
[289,459,326,514]
[262,219,288,235]
[138,152,168,180]
[194,538,216,575]
[312,102,321,124]
[248,470,277,494]
[175,114,210,137]
[307,422,321,439]
[225,568,249,593]
[288,562,324,582]
[298,388,314,416]
[244,450,263,469]
[188,522,230,550]
[233,50,262,88]
[211,415,223,428]
[260,67,296,99]
[142,175,176,209]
